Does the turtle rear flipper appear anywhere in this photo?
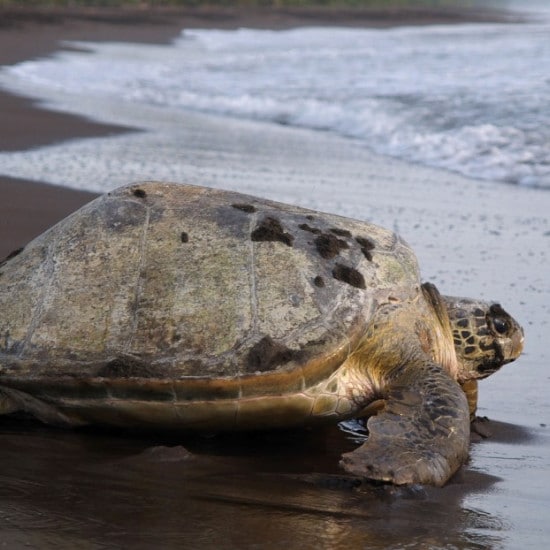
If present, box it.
[0,386,80,427]
[340,363,470,487]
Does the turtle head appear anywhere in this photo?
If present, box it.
[442,296,524,382]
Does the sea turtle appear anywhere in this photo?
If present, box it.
[0,182,523,486]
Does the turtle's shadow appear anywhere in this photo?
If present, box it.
[470,416,536,445]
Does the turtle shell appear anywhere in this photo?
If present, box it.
[0,182,419,416]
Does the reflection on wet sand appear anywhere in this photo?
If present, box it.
[0,418,519,549]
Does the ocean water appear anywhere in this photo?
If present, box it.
[1,15,549,189]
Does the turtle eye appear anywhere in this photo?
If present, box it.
[493,317,508,335]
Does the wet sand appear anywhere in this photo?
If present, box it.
[1,5,549,549]
[0,416,522,549]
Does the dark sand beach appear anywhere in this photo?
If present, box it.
[0,5,548,549]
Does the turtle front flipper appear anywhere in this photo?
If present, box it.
[460,379,478,421]
[340,363,470,487]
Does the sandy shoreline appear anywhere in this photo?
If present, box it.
[0,4,519,146]
[0,176,97,257]
[0,5,548,548]
[0,4,519,256]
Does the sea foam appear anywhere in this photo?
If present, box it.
[1,21,549,188]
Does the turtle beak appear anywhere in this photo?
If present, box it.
[511,325,524,360]
[501,323,524,366]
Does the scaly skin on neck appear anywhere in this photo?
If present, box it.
[301,289,453,422]
[340,282,523,421]
[345,285,458,401]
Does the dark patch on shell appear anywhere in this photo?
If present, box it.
[251,217,294,247]
[330,227,352,238]
[306,215,315,221]
[299,223,321,235]
[332,263,366,289]
[313,275,325,288]
[232,203,256,213]
[105,200,147,232]
[315,234,349,259]
[133,188,147,199]
[355,236,375,250]
[355,236,375,261]
[180,231,189,243]
[0,247,24,267]
[97,357,163,379]
[361,249,373,261]
[247,336,302,373]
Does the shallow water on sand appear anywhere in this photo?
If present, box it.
[0,417,539,550]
